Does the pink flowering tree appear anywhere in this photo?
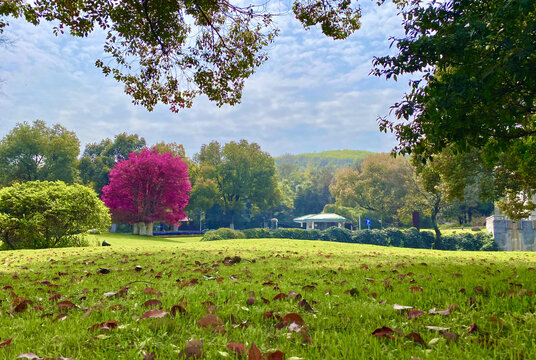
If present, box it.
[102,149,191,236]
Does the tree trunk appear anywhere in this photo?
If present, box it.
[431,198,442,249]
[132,223,139,235]
[146,222,153,236]
[138,222,147,236]
[3,233,15,250]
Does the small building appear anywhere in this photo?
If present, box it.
[293,213,347,230]
[486,201,536,251]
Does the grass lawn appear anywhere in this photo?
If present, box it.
[0,233,535,359]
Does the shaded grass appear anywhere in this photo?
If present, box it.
[0,234,535,359]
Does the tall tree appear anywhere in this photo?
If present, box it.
[330,154,415,225]
[79,133,146,194]
[0,120,80,186]
[102,149,191,236]
[373,0,536,217]
[293,167,334,217]
[1,1,360,112]
[194,140,280,229]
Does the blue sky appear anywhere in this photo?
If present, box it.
[0,1,408,158]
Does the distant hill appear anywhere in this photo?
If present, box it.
[275,149,376,170]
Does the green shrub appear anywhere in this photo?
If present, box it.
[199,226,497,251]
[201,228,245,241]
[243,228,272,238]
[0,181,111,249]
[322,227,352,243]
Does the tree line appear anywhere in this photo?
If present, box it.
[0,120,497,246]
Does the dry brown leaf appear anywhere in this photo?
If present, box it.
[197,314,223,327]
[179,340,203,359]
[248,342,263,360]
[143,299,162,308]
[227,343,245,357]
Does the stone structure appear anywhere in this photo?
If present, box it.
[486,209,536,251]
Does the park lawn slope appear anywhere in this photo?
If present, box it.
[0,235,534,359]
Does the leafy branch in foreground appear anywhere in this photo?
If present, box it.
[0,0,361,112]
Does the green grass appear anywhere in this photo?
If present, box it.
[1,233,535,359]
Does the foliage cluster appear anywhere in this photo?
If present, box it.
[0,120,80,186]
[0,181,110,249]
[102,149,191,234]
[201,227,496,251]
[190,140,280,229]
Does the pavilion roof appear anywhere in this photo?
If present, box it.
[293,213,347,222]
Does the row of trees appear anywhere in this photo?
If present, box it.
[0,121,497,241]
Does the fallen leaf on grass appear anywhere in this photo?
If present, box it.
[468,323,478,333]
[273,293,288,301]
[404,332,425,345]
[141,309,167,319]
[246,297,256,305]
[57,301,78,311]
[283,313,304,326]
[49,294,62,302]
[298,299,314,313]
[197,314,223,327]
[227,343,245,357]
[248,342,263,360]
[372,326,395,339]
[223,256,241,265]
[429,308,450,316]
[267,350,285,360]
[143,288,162,297]
[143,299,162,308]
[17,354,41,359]
[12,299,33,313]
[52,313,68,322]
[170,304,187,316]
[88,320,119,331]
[0,338,12,347]
[179,340,203,359]
[212,326,226,335]
[410,286,423,293]
[408,310,425,319]
[441,332,457,341]
[393,304,412,310]
[97,268,111,274]
[425,326,450,331]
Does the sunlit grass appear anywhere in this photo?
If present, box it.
[0,234,534,359]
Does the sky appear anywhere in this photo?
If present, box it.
[0,1,409,158]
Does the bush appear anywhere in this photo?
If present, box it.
[199,226,497,251]
[0,181,111,249]
[322,227,352,243]
[242,228,272,238]
[201,228,245,241]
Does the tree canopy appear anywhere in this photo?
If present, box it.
[0,120,80,186]
[1,0,360,112]
[79,133,146,194]
[102,149,191,236]
[330,153,415,225]
[373,0,536,217]
[194,140,280,228]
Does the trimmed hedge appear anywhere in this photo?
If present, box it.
[201,227,497,251]
[201,228,246,241]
